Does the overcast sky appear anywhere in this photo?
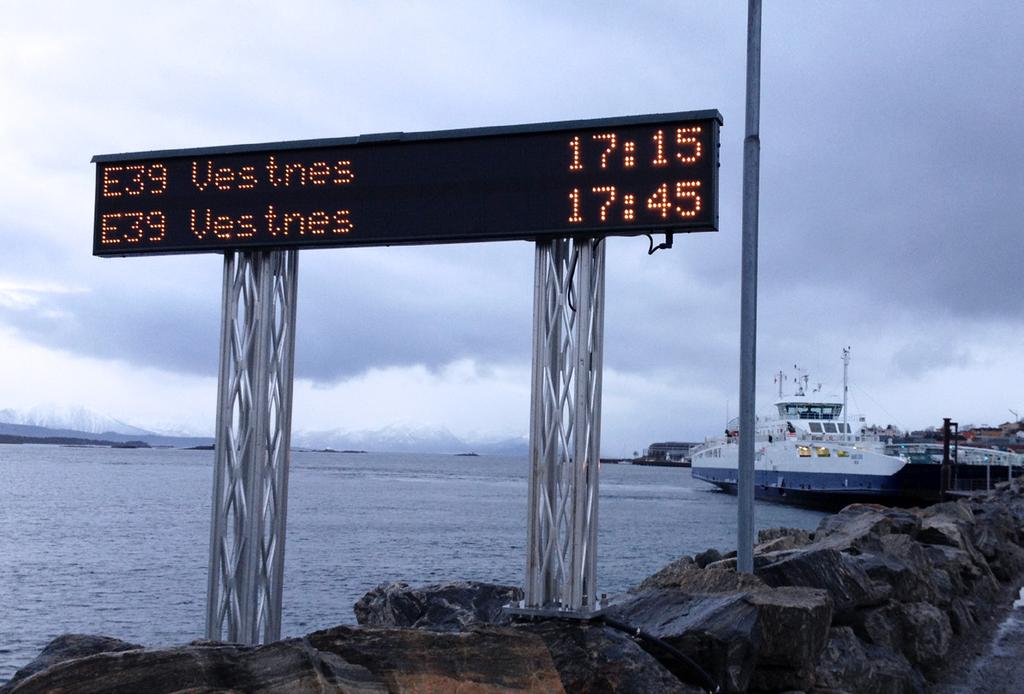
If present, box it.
[0,1,1021,454]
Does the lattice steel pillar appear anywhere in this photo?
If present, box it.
[206,250,299,643]
[523,237,606,613]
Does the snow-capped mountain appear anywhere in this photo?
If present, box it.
[0,405,527,455]
[292,424,527,455]
[0,404,154,437]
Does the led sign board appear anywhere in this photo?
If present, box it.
[92,110,721,256]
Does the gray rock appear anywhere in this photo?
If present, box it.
[521,621,703,693]
[2,639,386,694]
[918,501,988,570]
[2,634,142,689]
[852,601,951,673]
[853,602,904,652]
[813,626,873,690]
[897,601,951,672]
[861,643,928,694]
[705,556,739,572]
[758,526,814,546]
[814,504,922,553]
[853,535,939,605]
[749,664,815,692]
[632,555,695,591]
[985,541,1024,582]
[946,596,977,635]
[756,534,813,554]
[756,547,889,619]
[603,588,760,693]
[813,626,926,694]
[967,500,1022,559]
[748,586,832,670]
[920,543,999,600]
[694,547,723,568]
[637,562,768,594]
[307,624,564,692]
[353,580,522,631]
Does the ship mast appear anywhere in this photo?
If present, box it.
[842,347,851,441]
[774,370,786,399]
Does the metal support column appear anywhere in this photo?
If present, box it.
[206,249,299,643]
[737,0,763,574]
[523,237,606,614]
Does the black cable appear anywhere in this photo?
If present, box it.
[597,614,721,694]
[646,232,674,255]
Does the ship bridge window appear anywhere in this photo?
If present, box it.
[779,403,843,420]
[823,423,837,433]
[809,422,823,433]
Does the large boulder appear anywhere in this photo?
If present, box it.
[945,596,978,635]
[918,501,988,568]
[754,527,813,554]
[694,548,722,568]
[968,499,1023,558]
[852,601,951,674]
[1,639,387,694]
[633,555,695,591]
[521,621,703,693]
[353,581,522,631]
[757,526,813,546]
[813,504,922,553]
[756,547,889,619]
[853,534,942,605]
[897,601,952,672]
[919,543,999,601]
[984,541,1024,582]
[813,626,926,694]
[603,588,760,693]
[747,586,832,669]
[2,634,142,688]
[307,625,563,693]
[747,586,832,691]
[636,562,768,594]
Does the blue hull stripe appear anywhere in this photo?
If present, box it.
[692,466,902,495]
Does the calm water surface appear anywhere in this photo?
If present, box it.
[0,444,825,680]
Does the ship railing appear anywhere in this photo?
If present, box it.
[900,443,1022,467]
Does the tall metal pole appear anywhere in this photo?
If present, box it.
[737,0,762,574]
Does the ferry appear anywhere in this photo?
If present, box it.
[691,383,915,509]
[691,355,1023,509]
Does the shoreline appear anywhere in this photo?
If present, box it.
[4,481,1023,692]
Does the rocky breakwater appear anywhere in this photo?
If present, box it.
[4,480,1024,693]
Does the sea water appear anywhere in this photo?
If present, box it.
[0,445,825,681]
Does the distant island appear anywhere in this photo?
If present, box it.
[454,452,480,457]
[0,434,119,446]
[111,441,151,449]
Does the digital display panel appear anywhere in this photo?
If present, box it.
[93,110,721,256]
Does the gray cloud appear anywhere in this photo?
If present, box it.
[1,1,1023,447]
